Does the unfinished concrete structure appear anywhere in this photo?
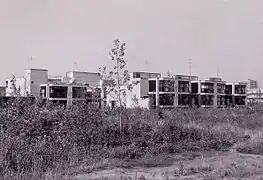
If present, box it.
[40,83,102,106]
[126,71,161,108]
[4,68,248,108]
[191,77,227,108]
[126,72,198,109]
[147,75,198,108]
[40,71,102,106]
[246,79,263,104]
[190,78,247,108]
[5,69,48,97]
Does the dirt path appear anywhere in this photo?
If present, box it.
[71,151,263,180]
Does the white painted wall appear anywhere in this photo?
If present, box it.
[5,77,26,96]
[25,69,48,96]
[66,71,101,87]
[126,80,149,109]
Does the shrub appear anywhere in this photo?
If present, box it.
[0,98,263,179]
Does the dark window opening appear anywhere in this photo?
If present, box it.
[72,87,87,98]
[49,86,68,98]
[225,96,233,107]
[201,83,214,93]
[85,92,93,102]
[160,94,174,106]
[217,84,226,94]
[190,95,199,107]
[178,94,190,106]
[133,72,140,78]
[191,82,198,93]
[149,80,156,92]
[148,94,156,109]
[201,95,214,106]
[178,81,189,93]
[235,96,246,105]
[225,85,232,95]
[235,85,246,94]
[159,80,175,92]
[217,95,225,106]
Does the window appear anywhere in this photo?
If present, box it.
[40,86,46,97]
[235,85,246,94]
[178,81,189,93]
[217,84,226,94]
[149,80,156,92]
[201,95,214,105]
[160,94,174,106]
[31,81,34,84]
[49,86,68,98]
[235,96,246,105]
[201,83,214,93]
[72,87,86,98]
[178,94,190,105]
[225,85,232,95]
[5,81,8,88]
[159,80,174,92]
[191,83,198,93]
[217,95,225,105]
[133,72,140,78]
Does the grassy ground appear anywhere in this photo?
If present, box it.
[1,99,263,179]
[72,151,263,180]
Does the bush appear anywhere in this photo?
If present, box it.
[0,98,263,179]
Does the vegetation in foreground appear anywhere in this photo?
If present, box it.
[0,98,263,179]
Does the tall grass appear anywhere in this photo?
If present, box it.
[0,98,263,179]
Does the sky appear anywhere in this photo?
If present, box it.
[0,0,263,86]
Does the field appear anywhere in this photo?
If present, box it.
[1,98,263,179]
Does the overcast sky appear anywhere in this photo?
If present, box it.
[0,0,263,86]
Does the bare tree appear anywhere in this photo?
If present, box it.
[99,39,133,137]
[10,75,21,97]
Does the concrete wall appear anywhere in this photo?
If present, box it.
[66,71,101,87]
[25,69,48,96]
[126,80,149,109]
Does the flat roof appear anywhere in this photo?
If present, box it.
[66,71,99,74]
[24,68,48,71]
[40,83,92,87]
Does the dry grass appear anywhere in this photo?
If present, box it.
[1,99,263,179]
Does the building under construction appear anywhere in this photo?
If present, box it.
[126,72,247,109]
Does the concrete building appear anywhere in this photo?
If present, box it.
[126,72,198,109]
[247,88,263,103]
[191,77,227,108]
[225,82,247,106]
[125,73,247,109]
[6,69,48,97]
[248,79,259,89]
[65,71,101,87]
[39,70,103,106]
[147,75,198,108]
[125,71,161,108]
[4,68,248,108]
[40,83,102,106]
[246,79,263,104]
